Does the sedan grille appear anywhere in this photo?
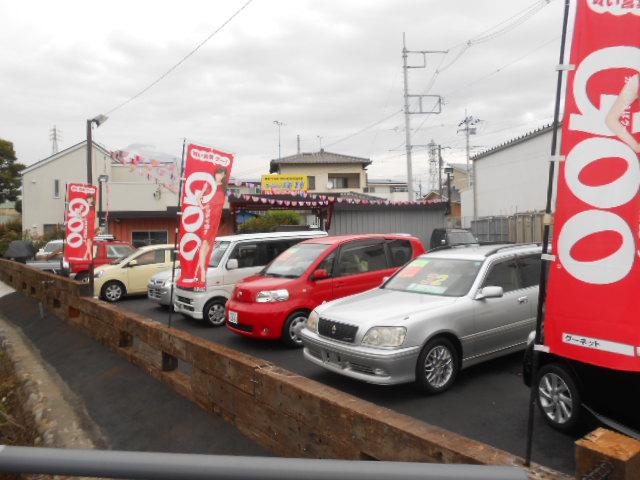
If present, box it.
[318,318,358,343]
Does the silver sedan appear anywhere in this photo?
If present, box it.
[301,244,541,393]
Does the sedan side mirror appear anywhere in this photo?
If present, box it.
[475,285,503,300]
[128,259,138,267]
[311,269,329,281]
[226,258,239,270]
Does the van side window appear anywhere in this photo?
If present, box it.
[387,239,413,267]
[229,243,259,268]
[262,239,300,264]
[336,242,389,277]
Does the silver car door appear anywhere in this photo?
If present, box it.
[473,258,529,357]
[515,254,542,341]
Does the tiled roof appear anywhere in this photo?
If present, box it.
[270,149,371,172]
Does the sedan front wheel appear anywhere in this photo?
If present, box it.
[415,337,459,394]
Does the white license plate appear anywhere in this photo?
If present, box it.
[228,311,238,324]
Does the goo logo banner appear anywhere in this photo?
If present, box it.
[544,0,640,371]
[176,143,234,291]
[64,183,97,262]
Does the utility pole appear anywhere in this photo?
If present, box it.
[401,33,446,201]
[50,126,61,154]
[427,139,440,193]
[458,112,481,220]
[296,134,301,154]
[317,135,323,151]
[273,120,285,160]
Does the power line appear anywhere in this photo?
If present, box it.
[105,0,254,116]
[324,109,403,149]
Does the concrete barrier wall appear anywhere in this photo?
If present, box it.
[0,259,568,480]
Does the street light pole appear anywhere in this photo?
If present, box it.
[273,120,285,160]
[85,114,108,297]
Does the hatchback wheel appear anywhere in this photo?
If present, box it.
[283,311,308,348]
[203,299,227,327]
[74,271,90,283]
[536,363,581,432]
[101,281,125,303]
[415,337,459,394]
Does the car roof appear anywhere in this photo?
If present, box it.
[215,230,327,243]
[302,233,419,245]
[424,243,541,261]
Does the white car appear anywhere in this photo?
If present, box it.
[173,230,327,326]
[36,239,63,260]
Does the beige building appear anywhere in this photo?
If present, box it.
[269,149,371,194]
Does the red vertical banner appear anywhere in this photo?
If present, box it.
[176,144,234,291]
[64,183,98,262]
[544,1,640,370]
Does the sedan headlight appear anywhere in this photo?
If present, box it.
[256,289,290,303]
[163,279,173,288]
[362,327,407,348]
[306,310,319,333]
[94,270,105,279]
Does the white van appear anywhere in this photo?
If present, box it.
[173,230,327,326]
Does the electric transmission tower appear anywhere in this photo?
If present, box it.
[50,125,62,154]
[427,140,440,194]
[402,33,445,201]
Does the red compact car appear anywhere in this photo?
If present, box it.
[225,234,426,347]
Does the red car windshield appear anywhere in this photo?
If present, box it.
[263,243,330,278]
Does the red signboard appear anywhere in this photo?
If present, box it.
[544,0,640,371]
[176,143,234,291]
[64,183,98,262]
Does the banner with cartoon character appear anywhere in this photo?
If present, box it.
[176,143,234,291]
[64,183,98,262]
[544,0,639,371]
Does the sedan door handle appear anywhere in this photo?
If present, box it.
[518,296,529,304]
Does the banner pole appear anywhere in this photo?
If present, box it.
[62,183,68,276]
[524,0,571,467]
[168,139,187,329]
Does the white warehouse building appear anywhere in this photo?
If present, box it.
[461,124,561,225]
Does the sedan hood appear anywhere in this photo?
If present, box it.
[316,288,458,326]
[150,269,180,282]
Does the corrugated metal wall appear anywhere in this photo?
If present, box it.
[329,206,446,247]
[471,212,546,244]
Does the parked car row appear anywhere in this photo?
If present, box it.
[111,230,545,398]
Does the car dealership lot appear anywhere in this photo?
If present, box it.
[118,296,585,474]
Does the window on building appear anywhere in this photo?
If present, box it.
[53,179,60,198]
[307,176,316,190]
[227,187,240,197]
[391,186,408,193]
[329,176,349,189]
[131,231,168,248]
[364,186,376,193]
[43,224,62,235]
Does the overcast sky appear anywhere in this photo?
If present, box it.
[0,0,568,190]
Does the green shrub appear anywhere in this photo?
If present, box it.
[0,219,22,256]
[238,211,303,233]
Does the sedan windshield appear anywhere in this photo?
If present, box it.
[264,243,330,278]
[384,257,483,297]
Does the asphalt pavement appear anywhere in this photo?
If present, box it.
[119,295,587,475]
[0,289,269,457]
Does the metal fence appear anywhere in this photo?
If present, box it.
[470,212,546,244]
[0,446,527,480]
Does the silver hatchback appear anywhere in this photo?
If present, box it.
[301,244,541,393]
